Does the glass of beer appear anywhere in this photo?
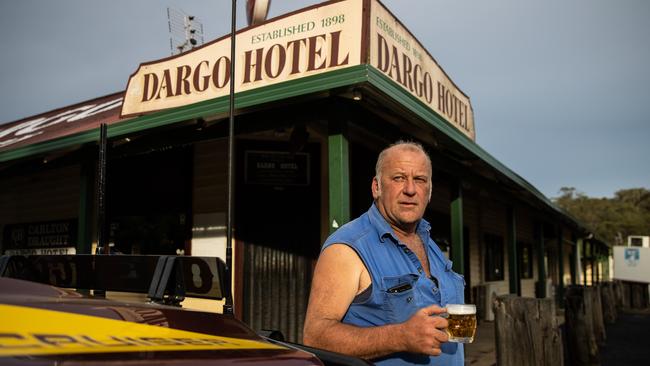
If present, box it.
[445,304,477,343]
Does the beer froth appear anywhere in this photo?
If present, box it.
[446,304,477,343]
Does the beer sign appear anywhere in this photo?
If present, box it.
[2,219,78,255]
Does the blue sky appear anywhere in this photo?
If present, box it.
[0,0,648,199]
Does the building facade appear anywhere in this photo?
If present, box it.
[0,0,608,343]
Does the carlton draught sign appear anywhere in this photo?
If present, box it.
[121,0,475,141]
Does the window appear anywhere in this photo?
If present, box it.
[484,233,504,281]
[630,237,643,247]
[518,241,534,279]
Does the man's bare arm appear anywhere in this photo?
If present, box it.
[303,244,449,360]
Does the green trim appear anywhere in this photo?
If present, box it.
[557,226,564,307]
[1,63,586,240]
[328,132,350,234]
[569,235,577,285]
[1,129,102,163]
[366,66,568,219]
[76,159,94,254]
[536,223,546,298]
[0,65,370,163]
[507,207,519,295]
[450,184,464,275]
[580,238,585,285]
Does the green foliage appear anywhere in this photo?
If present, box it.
[553,187,650,245]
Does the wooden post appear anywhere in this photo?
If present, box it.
[592,245,600,285]
[564,286,600,366]
[582,240,588,286]
[600,282,617,324]
[613,280,624,309]
[591,286,606,346]
[327,124,350,234]
[587,241,596,286]
[570,234,578,285]
[507,206,519,295]
[450,182,464,275]
[536,222,546,298]
[493,295,563,366]
[77,155,95,254]
[629,281,649,308]
[621,281,631,309]
[557,226,564,308]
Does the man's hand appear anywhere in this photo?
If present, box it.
[397,304,449,355]
[304,244,451,359]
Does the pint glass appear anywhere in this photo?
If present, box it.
[445,304,476,343]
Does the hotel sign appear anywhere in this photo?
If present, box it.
[244,150,310,186]
[369,2,475,140]
[122,0,363,116]
[121,0,475,141]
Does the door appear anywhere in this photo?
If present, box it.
[236,140,321,343]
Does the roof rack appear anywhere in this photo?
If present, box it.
[0,254,227,307]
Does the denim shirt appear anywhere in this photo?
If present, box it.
[323,204,465,366]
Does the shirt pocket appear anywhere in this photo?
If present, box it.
[447,271,466,304]
[382,273,419,323]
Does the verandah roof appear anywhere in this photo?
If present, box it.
[0,64,585,234]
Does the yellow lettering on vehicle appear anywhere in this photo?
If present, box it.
[0,304,285,356]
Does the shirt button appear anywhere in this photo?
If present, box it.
[403,248,410,253]
[407,296,413,303]
[417,267,423,274]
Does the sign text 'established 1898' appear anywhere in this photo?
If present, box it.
[122,1,362,116]
[121,0,474,141]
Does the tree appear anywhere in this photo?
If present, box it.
[553,187,650,245]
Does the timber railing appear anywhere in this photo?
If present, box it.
[493,280,649,366]
[493,295,563,366]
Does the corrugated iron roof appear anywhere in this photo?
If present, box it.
[0,92,128,153]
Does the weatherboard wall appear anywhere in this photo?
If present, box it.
[0,164,80,253]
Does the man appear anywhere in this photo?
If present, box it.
[303,141,465,365]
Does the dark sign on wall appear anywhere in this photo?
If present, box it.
[2,219,78,254]
[244,150,310,186]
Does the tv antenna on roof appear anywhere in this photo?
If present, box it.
[167,7,204,55]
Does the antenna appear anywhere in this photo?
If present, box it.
[167,7,205,55]
[96,123,108,255]
[223,0,237,317]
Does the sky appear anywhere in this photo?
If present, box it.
[0,0,648,199]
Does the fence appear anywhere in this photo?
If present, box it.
[493,295,563,366]
[493,280,648,366]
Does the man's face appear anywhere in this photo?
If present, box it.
[372,147,431,232]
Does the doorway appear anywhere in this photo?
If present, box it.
[236,140,321,343]
[106,146,191,255]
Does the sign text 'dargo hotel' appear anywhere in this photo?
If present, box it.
[121,0,475,141]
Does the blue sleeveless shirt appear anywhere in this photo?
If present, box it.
[323,204,465,366]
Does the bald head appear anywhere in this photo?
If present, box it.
[374,141,433,201]
[371,141,433,230]
[375,141,432,181]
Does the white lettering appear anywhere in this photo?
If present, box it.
[0,98,123,149]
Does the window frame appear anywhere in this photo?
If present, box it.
[484,233,504,282]
[518,241,534,279]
